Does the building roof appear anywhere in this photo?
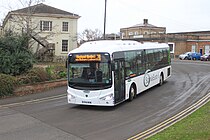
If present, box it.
[130,23,157,28]
[121,19,165,29]
[168,31,210,35]
[11,3,80,17]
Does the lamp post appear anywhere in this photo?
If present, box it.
[103,0,107,40]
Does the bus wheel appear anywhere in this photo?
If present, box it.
[159,74,164,86]
[129,85,136,101]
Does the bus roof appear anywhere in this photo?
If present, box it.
[69,40,169,54]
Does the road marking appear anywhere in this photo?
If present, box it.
[0,94,66,109]
[128,92,210,140]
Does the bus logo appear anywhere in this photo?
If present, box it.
[144,70,151,87]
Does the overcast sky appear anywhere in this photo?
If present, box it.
[1,0,210,34]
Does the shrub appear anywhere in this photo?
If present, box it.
[53,65,67,79]
[58,71,67,79]
[0,73,17,97]
[45,66,57,80]
[17,64,67,85]
[46,65,67,79]
[0,34,34,76]
[17,67,50,85]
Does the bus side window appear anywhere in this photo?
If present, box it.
[115,62,118,70]
[136,50,144,75]
[125,62,131,77]
[125,51,137,77]
[146,50,154,70]
[114,62,119,80]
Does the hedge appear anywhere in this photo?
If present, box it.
[0,73,17,97]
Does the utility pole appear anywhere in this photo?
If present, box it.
[103,0,107,40]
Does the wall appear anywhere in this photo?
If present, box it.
[33,16,78,55]
[174,41,187,57]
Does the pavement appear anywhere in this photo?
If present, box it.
[0,86,67,106]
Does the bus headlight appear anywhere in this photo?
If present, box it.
[68,94,76,99]
[100,93,113,101]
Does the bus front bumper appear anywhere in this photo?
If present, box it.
[67,93,115,106]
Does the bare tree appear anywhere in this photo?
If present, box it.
[3,0,59,61]
[5,1,44,32]
[6,0,45,45]
[78,28,103,45]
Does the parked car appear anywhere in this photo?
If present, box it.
[200,54,210,61]
[179,52,192,60]
[187,52,201,60]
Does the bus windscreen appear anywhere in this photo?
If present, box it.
[68,53,112,90]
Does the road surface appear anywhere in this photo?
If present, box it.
[0,60,210,140]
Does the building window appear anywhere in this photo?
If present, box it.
[62,22,69,32]
[168,43,175,53]
[192,45,196,52]
[205,45,210,54]
[129,32,133,36]
[62,40,68,52]
[40,21,52,31]
[134,31,138,35]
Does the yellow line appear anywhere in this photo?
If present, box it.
[0,94,66,108]
[128,92,210,140]
[142,94,210,140]
[129,93,210,140]
[135,93,210,139]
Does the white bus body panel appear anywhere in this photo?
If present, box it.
[125,66,171,100]
[67,86,115,106]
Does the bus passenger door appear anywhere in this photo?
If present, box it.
[114,60,125,103]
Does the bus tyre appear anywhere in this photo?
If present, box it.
[159,74,164,86]
[129,85,136,101]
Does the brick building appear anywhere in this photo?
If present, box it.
[168,31,210,57]
[120,19,210,57]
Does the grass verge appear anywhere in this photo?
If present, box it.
[147,100,210,140]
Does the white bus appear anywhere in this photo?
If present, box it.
[67,40,171,106]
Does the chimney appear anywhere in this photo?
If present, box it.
[143,19,148,25]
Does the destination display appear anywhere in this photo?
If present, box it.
[75,54,101,62]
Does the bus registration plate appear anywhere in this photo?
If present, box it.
[82,101,92,104]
